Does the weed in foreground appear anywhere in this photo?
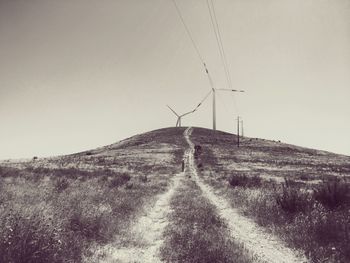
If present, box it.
[313,179,350,209]
[228,174,262,188]
[109,173,131,188]
[0,207,82,263]
[274,179,311,214]
[223,178,350,262]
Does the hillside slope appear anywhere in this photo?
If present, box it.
[191,127,350,183]
[190,127,350,263]
[0,127,349,263]
[0,128,187,263]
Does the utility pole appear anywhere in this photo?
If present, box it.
[241,119,244,137]
[212,88,216,130]
[237,116,240,147]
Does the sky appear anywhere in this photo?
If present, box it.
[0,0,349,159]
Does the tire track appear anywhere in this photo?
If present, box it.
[93,173,183,263]
[184,127,308,263]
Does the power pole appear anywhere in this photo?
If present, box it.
[237,116,240,147]
[212,88,216,130]
[241,119,244,137]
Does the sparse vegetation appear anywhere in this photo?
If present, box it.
[109,173,131,188]
[2,126,350,262]
[139,174,148,183]
[160,179,253,263]
[0,171,156,262]
[228,173,262,188]
[313,179,350,209]
[274,179,311,214]
[191,127,350,263]
[0,127,187,262]
[54,177,70,192]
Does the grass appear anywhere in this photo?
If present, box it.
[0,170,159,262]
[190,127,350,263]
[274,179,311,214]
[313,178,350,209]
[160,178,254,263]
[0,127,187,262]
[228,173,262,188]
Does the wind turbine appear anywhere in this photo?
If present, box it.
[202,64,245,130]
[211,88,244,130]
[167,105,196,127]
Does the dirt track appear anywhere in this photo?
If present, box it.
[184,127,307,263]
[92,127,307,263]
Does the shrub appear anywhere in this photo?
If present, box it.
[275,179,310,214]
[313,179,350,209]
[228,174,262,188]
[54,178,69,192]
[125,182,133,189]
[299,174,309,181]
[139,175,148,183]
[0,167,21,177]
[69,210,106,242]
[109,173,131,188]
[0,212,81,263]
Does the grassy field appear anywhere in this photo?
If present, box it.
[160,177,254,263]
[0,128,187,263]
[2,126,350,262]
[191,127,350,263]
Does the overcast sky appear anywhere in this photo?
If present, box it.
[0,0,349,159]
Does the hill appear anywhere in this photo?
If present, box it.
[0,127,349,263]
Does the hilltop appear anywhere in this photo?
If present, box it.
[0,127,349,263]
[2,127,349,177]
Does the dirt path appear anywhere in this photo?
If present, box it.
[93,172,183,263]
[184,127,308,263]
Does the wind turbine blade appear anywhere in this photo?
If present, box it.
[193,90,213,111]
[167,105,180,117]
[216,88,245,92]
[181,110,196,117]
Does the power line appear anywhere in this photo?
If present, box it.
[171,0,206,66]
[206,0,232,91]
[210,0,233,90]
[206,0,241,118]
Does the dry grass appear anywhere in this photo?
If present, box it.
[0,127,187,262]
[0,169,163,262]
[160,178,254,263]
[190,127,350,263]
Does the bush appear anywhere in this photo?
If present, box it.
[125,182,133,189]
[0,167,21,177]
[313,179,350,209]
[139,175,148,183]
[54,178,69,192]
[109,173,131,188]
[0,212,81,263]
[228,174,262,188]
[69,210,107,242]
[275,179,310,214]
